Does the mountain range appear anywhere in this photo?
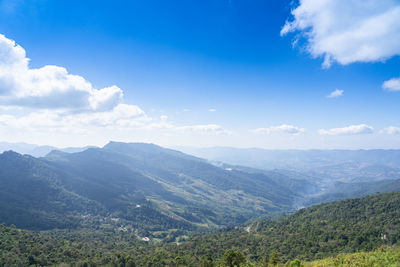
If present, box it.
[178,146,400,205]
[177,146,400,173]
[0,142,91,157]
[0,142,315,232]
[1,141,400,266]
[1,141,400,236]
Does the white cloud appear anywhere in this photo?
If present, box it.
[0,33,232,144]
[252,124,305,135]
[0,107,233,140]
[381,126,400,135]
[319,124,374,135]
[0,104,149,133]
[281,0,400,68]
[0,34,122,111]
[209,108,216,112]
[382,77,400,91]
[177,124,231,135]
[327,89,343,98]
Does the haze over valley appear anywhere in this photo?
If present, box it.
[1,0,400,266]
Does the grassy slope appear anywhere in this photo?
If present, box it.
[303,247,400,267]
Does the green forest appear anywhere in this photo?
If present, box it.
[1,192,399,266]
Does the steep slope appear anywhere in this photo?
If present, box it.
[0,142,311,232]
[0,151,103,230]
[44,142,308,228]
[0,149,199,232]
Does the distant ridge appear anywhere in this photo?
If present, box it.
[0,141,94,157]
[0,141,314,232]
[176,146,400,169]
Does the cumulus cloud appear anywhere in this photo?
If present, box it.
[327,89,343,98]
[281,0,400,68]
[0,104,149,133]
[177,124,231,134]
[0,34,122,111]
[0,103,234,138]
[209,108,216,112]
[381,126,400,135]
[0,33,231,143]
[252,124,305,135]
[318,124,374,135]
[382,77,400,91]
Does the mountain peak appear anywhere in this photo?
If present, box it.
[104,141,160,149]
[0,150,22,158]
[103,141,168,155]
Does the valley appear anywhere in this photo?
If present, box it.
[1,142,400,266]
[1,192,399,266]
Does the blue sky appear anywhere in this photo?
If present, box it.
[0,0,399,148]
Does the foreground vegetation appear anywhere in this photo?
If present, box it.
[1,223,399,267]
[304,246,400,267]
[1,192,399,266]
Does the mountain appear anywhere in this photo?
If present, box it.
[177,147,400,204]
[0,141,92,157]
[304,179,400,206]
[0,142,313,232]
[0,151,103,230]
[0,142,54,157]
[43,142,314,227]
[1,192,399,266]
[2,142,400,234]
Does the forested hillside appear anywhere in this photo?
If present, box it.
[1,141,399,234]
[1,142,399,266]
[0,142,316,235]
[1,192,399,266]
[137,192,400,265]
[0,151,104,230]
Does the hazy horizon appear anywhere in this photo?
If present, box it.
[1,1,400,265]
[3,140,400,153]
